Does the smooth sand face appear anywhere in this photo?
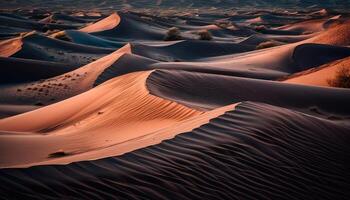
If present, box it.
[79,12,121,33]
[0,37,22,57]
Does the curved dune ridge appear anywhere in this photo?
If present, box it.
[0,102,349,199]
[0,44,130,119]
[0,70,239,168]
[0,36,23,57]
[10,32,113,65]
[276,15,338,34]
[283,56,350,87]
[79,12,121,33]
[309,19,350,46]
[147,70,350,117]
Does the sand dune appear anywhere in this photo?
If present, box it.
[79,12,121,33]
[1,32,113,66]
[283,56,350,87]
[1,102,349,199]
[63,30,126,48]
[0,70,240,168]
[276,16,338,34]
[85,12,166,41]
[147,70,350,118]
[0,36,22,57]
[309,19,350,46]
[0,14,78,32]
[129,40,255,61]
[39,13,90,24]
[0,45,128,118]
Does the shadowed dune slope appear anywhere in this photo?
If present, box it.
[147,70,350,117]
[0,57,77,84]
[129,41,255,61]
[0,15,78,32]
[88,12,166,41]
[93,43,350,86]
[7,33,113,66]
[98,43,350,83]
[94,52,287,85]
[0,102,349,199]
[185,42,350,78]
[64,30,126,48]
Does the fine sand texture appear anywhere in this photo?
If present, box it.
[0,6,350,199]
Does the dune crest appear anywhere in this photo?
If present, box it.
[0,37,23,57]
[283,56,350,87]
[79,12,121,33]
[309,19,350,46]
[0,70,238,168]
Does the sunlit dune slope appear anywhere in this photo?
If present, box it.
[283,56,350,87]
[0,70,236,168]
[79,13,121,33]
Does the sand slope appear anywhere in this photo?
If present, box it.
[79,13,121,33]
[0,45,128,118]
[0,71,240,168]
[0,102,349,199]
[283,56,350,87]
[147,70,350,118]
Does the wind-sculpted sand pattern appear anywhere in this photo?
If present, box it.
[0,3,350,199]
[0,102,349,199]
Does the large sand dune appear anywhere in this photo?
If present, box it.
[0,102,349,199]
[0,70,239,168]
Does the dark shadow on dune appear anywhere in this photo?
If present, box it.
[147,70,350,117]
[0,57,77,84]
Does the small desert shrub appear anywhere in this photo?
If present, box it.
[196,30,213,40]
[164,27,182,41]
[256,40,281,50]
[327,67,350,88]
